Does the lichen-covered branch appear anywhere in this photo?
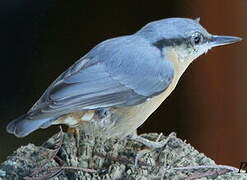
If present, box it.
[0,129,246,179]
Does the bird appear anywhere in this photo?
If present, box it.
[6,18,241,144]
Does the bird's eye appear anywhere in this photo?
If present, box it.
[191,32,204,45]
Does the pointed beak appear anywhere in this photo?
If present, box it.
[209,35,242,47]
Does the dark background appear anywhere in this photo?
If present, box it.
[1,0,246,167]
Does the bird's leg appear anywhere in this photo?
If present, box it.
[129,132,176,166]
[67,127,81,148]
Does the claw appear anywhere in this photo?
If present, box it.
[130,132,176,167]
[130,132,176,149]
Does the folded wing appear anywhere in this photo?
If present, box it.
[30,35,174,117]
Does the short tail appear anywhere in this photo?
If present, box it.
[6,114,55,137]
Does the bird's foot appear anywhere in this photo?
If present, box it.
[130,132,176,149]
[129,132,176,166]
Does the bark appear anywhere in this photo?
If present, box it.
[0,129,246,180]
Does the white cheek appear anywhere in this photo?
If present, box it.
[200,42,211,54]
[175,45,191,62]
[190,44,211,61]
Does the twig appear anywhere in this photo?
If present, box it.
[173,164,238,180]
[173,164,238,172]
[187,168,229,180]
[24,127,65,180]
[95,152,149,167]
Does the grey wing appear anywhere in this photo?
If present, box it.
[30,36,174,115]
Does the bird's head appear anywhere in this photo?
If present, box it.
[136,18,241,64]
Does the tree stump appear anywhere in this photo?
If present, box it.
[0,129,246,179]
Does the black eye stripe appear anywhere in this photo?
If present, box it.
[152,38,185,50]
[152,33,207,51]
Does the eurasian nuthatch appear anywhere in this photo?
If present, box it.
[7,18,241,139]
